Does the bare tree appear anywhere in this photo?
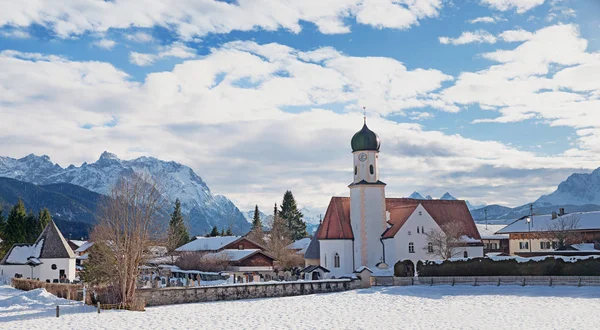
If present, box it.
[175,252,230,272]
[539,214,582,250]
[91,174,165,307]
[424,221,467,260]
[265,206,302,270]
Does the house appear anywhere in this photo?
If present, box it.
[175,236,276,275]
[497,209,600,256]
[476,224,509,255]
[286,237,312,260]
[0,221,76,282]
[317,119,483,278]
[67,240,87,252]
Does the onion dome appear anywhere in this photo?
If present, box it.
[351,119,380,152]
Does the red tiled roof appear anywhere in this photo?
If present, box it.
[317,197,481,241]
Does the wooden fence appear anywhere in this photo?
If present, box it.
[372,276,600,287]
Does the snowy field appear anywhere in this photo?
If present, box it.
[1,285,600,329]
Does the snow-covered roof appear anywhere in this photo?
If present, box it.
[69,240,87,247]
[476,224,509,239]
[570,243,600,252]
[175,236,242,252]
[2,220,76,264]
[286,238,312,254]
[497,211,600,234]
[3,240,44,265]
[459,235,481,243]
[214,249,261,261]
[77,253,89,260]
[75,241,94,253]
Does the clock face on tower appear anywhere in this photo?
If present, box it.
[358,153,367,162]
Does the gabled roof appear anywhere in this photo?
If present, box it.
[212,249,275,262]
[301,265,330,273]
[317,197,481,241]
[286,237,312,253]
[1,221,75,265]
[497,211,600,234]
[75,241,94,253]
[476,224,509,239]
[175,236,242,252]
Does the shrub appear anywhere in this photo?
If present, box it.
[12,278,83,300]
[414,257,600,277]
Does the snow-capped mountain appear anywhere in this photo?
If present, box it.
[536,168,600,206]
[406,191,484,210]
[0,152,250,235]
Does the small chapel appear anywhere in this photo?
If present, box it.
[316,118,483,278]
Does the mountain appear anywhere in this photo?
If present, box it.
[536,168,600,206]
[0,177,100,238]
[407,191,483,210]
[0,152,251,236]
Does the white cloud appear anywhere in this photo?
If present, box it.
[439,30,497,45]
[480,0,546,13]
[0,29,30,39]
[0,1,444,39]
[129,42,196,66]
[124,32,154,43]
[467,16,506,24]
[93,39,116,50]
[498,29,534,42]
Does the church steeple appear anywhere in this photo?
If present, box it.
[350,117,383,185]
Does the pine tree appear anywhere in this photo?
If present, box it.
[25,212,39,243]
[225,227,233,236]
[279,191,307,241]
[3,200,28,252]
[209,225,219,237]
[251,205,263,231]
[220,228,225,236]
[167,199,190,251]
[0,207,6,238]
[38,208,52,233]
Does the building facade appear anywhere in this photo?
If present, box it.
[317,120,483,278]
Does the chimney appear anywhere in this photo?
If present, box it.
[552,212,557,220]
[559,208,565,216]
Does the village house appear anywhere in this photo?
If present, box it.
[317,119,483,278]
[286,237,312,262]
[175,236,276,277]
[0,221,76,282]
[476,224,509,255]
[497,209,600,256]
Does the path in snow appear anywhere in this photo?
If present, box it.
[1,285,599,329]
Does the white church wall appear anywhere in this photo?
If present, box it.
[353,150,379,183]
[319,240,354,278]
[0,264,32,279]
[350,185,386,270]
[389,204,442,266]
[38,258,76,282]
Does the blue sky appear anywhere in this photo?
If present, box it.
[0,0,599,212]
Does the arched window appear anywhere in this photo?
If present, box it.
[334,253,340,268]
[422,226,425,234]
[463,251,468,258]
[417,227,420,234]
[369,165,374,175]
[324,254,327,267]
[354,166,357,175]
[427,242,433,253]
[408,242,415,253]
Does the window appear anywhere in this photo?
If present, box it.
[51,264,57,270]
[324,254,327,267]
[519,241,529,250]
[408,231,411,236]
[427,242,433,253]
[422,226,424,234]
[369,165,374,175]
[408,242,415,253]
[552,241,558,250]
[418,211,422,216]
[540,242,552,250]
[463,251,468,258]
[354,166,357,175]
[417,227,420,234]
[238,244,243,250]
[334,253,340,268]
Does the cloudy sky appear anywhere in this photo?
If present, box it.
[0,0,599,213]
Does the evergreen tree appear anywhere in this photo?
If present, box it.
[0,207,6,238]
[220,228,225,236]
[38,208,52,233]
[279,191,307,241]
[25,212,39,243]
[225,227,233,236]
[251,205,263,231]
[167,199,190,251]
[209,225,219,237]
[3,200,28,252]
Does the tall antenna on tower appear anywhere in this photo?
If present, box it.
[363,106,366,123]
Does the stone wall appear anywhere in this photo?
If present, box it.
[138,279,361,306]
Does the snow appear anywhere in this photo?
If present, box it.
[476,224,509,239]
[68,240,87,248]
[571,243,600,252]
[497,211,600,233]
[74,242,94,253]
[175,236,241,252]
[286,238,312,254]
[2,284,600,329]
[214,249,260,261]
[5,239,44,264]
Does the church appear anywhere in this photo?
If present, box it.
[316,119,483,278]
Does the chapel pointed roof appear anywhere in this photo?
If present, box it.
[35,220,76,259]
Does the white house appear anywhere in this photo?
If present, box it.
[316,119,483,278]
[0,221,76,282]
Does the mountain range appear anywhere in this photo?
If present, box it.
[0,152,250,236]
[407,191,484,210]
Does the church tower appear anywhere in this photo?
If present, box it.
[349,118,387,270]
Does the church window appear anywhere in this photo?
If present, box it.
[417,227,420,234]
[334,253,340,268]
[324,254,327,267]
[427,242,433,253]
[422,226,425,234]
[418,211,422,216]
[408,242,415,253]
[51,264,57,270]
[408,231,411,236]
[463,251,468,258]
[354,166,357,175]
[369,165,374,175]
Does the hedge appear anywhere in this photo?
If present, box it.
[12,278,85,301]
[413,257,600,277]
